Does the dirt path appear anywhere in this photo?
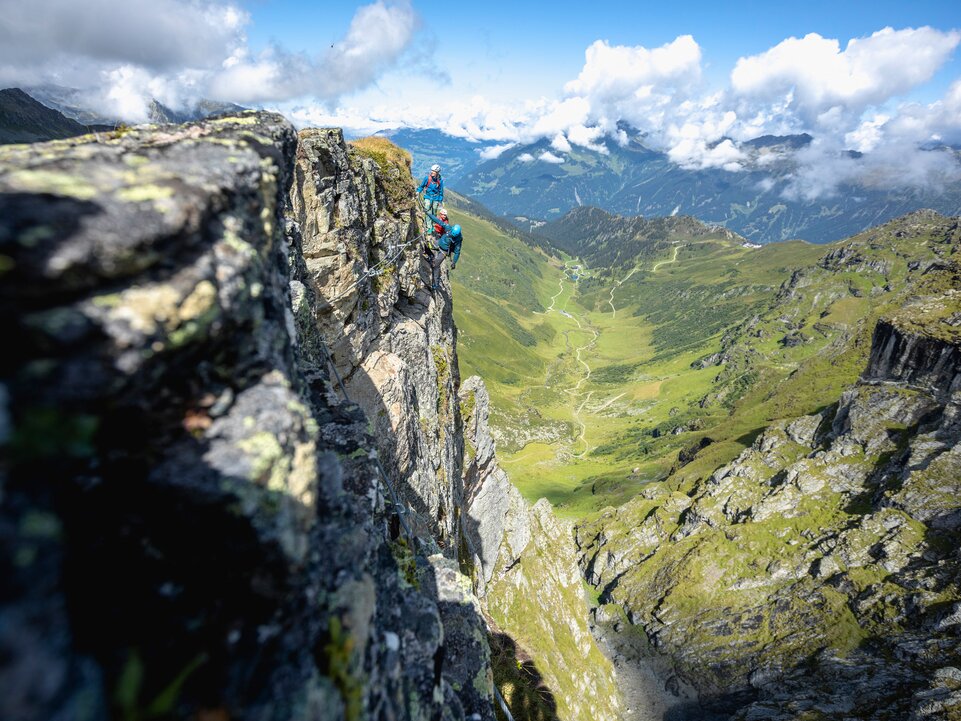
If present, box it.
[563,326,599,458]
[536,259,577,315]
[651,244,681,273]
[608,245,682,318]
[608,266,641,318]
[530,257,652,461]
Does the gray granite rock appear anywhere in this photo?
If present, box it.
[0,113,490,721]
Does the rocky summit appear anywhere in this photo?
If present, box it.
[0,112,617,721]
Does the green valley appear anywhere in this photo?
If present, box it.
[450,201,960,519]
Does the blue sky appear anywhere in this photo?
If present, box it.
[236,0,961,104]
[2,0,960,196]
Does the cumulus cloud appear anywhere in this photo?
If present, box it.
[0,0,246,72]
[782,134,961,201]
[0,0,420,119]
[731,27,961,128]
[210,1,419,103]
[517,153,535,162]
[538,151,565,164]
[551,133,572,152]
[477,142,515,160]
[564,35,702,100]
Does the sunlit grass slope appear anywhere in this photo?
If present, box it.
[450,202,959,521]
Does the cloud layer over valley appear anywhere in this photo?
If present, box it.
[1,0,959,199]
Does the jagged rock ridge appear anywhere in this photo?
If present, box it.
[0,111,624,721]
[0,112,492,721]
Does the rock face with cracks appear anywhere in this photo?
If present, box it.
[0,112,498,721]
[289,129,463,551]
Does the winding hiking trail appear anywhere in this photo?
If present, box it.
[562,325,599,458]
[608,244,682,318]
[546,259,602,458]
[535,259,577,315]
[521,249,680,463]
[608,266,640,318]
[652,243,681,273]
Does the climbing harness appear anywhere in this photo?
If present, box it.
[325,231,430,305]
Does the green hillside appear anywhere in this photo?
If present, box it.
[451,201,960,520]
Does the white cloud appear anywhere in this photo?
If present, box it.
[477,142,515,160]
[0,0,421,119]
[551,133,572,152]
[0,0,246,72]
[210,1,419,103]
[517,153,535,162]
[884,78,961,146]
[731,27,961,128]
[567,124,608,153]
[565,35,702,100]
[530,96,592,138]
[844,114,890,153]
[538,151,565,164]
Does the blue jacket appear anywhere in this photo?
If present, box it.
[417,172,444,202]
[426,211,462,265]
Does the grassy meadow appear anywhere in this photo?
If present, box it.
[449,204,953,519]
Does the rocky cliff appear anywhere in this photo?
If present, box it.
[289,131,462,550]
[0,111,626,721]
[578,280,961,719]
[0,113,493,721]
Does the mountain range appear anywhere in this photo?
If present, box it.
[19,85,246,128]
[388,127,961,245]
[373,127,498,184]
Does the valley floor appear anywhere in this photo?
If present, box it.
[453,208,873,520]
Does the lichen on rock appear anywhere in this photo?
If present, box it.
[0,113,494,721]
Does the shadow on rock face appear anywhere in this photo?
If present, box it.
[487,631,558,721]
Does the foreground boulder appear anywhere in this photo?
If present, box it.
[0,113,493,721]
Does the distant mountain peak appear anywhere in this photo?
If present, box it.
[741,133,813,150]
[0,87,100,144]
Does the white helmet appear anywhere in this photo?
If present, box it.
[438,207,448,216]
[431,164,441,173]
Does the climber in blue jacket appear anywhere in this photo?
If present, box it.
[417,163,445,217]
[424,209,462,291]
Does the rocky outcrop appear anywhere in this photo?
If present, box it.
[864,294,961,399]
[577,293,961,719]
[0,113,491,721]
[459,376,531,595]
[290,130,462,549]
[460,376,623,721]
